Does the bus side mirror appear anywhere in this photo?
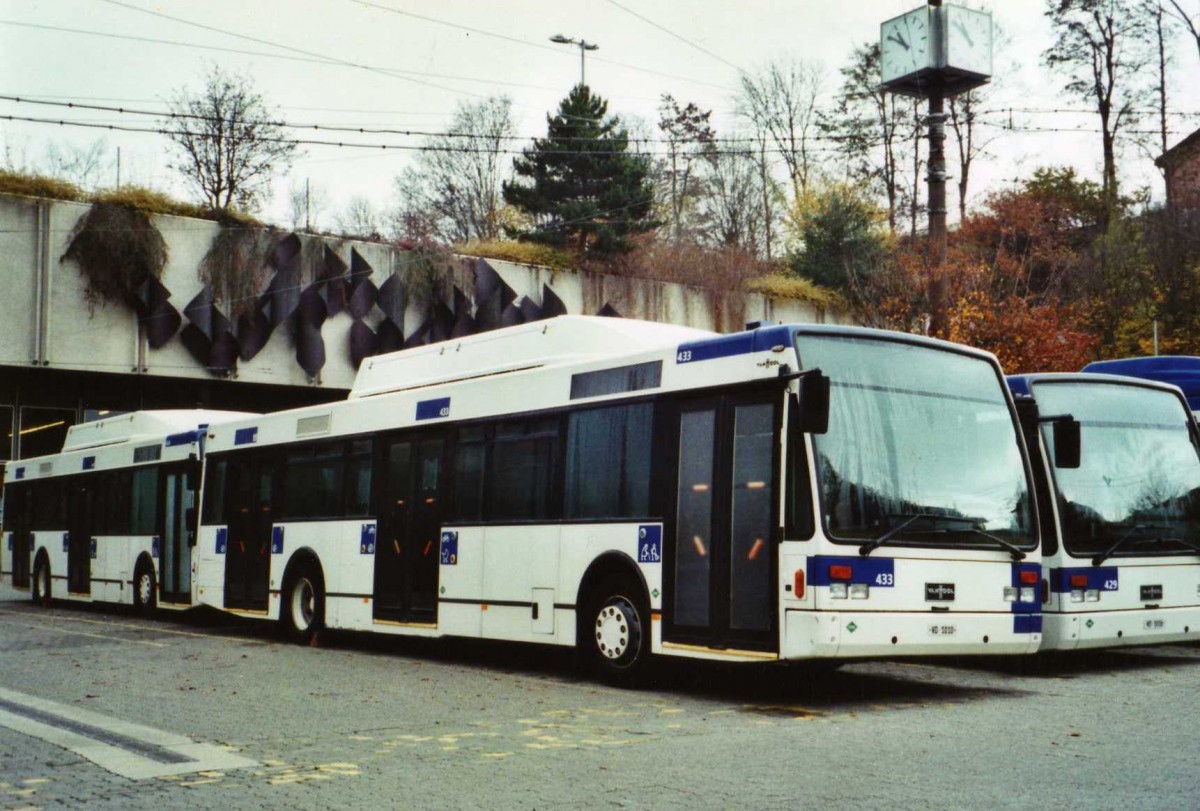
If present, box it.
[1051,417,1081,469]
[796,369,830,435]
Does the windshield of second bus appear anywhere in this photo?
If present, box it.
[796,334,1036,551]
[1033,380,1200,558]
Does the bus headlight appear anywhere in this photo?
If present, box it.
[1085,589,1100,602]
[830,583,849,599]
[1070,589,1085,603]
[850,583,869,600]
[1003,587,1018,603]
[1019,587,1036,603]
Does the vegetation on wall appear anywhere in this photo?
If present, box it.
[63,201,169,312]
[199,219,279,317]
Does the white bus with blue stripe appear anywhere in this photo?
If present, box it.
[1,411,250,611]
[193,315,1042,680]
[1007,373,1200,650]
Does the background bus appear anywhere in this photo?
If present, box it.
[193,316,1042,681]
[1008,373,1200,650]
[1082,356,1200,416]
[2,410,249,611]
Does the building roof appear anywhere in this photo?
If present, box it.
[1156,127,1200,170]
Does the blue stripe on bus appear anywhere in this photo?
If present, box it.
[416,397,451,421]
[82,456,95,470]
[165,430,199,447]
[14,467,24,480]
[675,325,794,365]
[1013,614,1042,634]
[807,556,895,587]
[234,427,258,445]
[1010,562,1042,614]
[1050,566,1118,593]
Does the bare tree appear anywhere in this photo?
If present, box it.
[1044,0,1154,218]
[163,65,297,212]
[695,147,768,254]
[337,196,380,238]
[823,43,907,233]
[391,96,514,244]
[288,180,328,232]
[42,139,111,191]
[737,59,825,202]
[657,94,716,241]
[1164,1,1200,60]
[947,89,1002,221]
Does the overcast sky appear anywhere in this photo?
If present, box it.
[2,0,1199,228]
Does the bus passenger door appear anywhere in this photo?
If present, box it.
[374,432,446,624]
[66,477,93,595]
[7,486,32,589]
[159,466,194,605]
[664,391,779,652]
[224,457,273,612]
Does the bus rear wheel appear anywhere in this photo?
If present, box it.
[133,560,157,616]
[31,557,50,606]
[582,574,650,686]
[283,565,324,644]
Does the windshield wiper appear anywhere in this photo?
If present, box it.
[1092,523,1171,566]
[859,513,976,557]
[959,527,1026,561]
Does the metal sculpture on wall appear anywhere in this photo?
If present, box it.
[152,232,624,380]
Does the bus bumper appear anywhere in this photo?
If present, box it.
[1041,606,1200,651]
[783,610,1042,658]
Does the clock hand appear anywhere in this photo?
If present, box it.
[954,21,974,48]
[887,31,910,49]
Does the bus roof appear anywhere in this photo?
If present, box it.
[62,410,254,452]
[1079,356,1200,411]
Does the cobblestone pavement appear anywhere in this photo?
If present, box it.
[2,582,1199,809]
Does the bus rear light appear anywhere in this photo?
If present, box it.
[830,583,849,599]
[850,583,869,599]
[829,564,852,581]
[1019,570,1039,585]
[793,569,805,598]
[1070,574,1088,588]
[1003,586,1018,602]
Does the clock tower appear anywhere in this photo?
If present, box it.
[879,1,993,335]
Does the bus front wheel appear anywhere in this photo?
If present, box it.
[133,559,157,616]
[582,574,650,686]
[283,564,324,644]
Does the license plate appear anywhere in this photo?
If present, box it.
[1143,619,1165,631]
[928,623,958,637]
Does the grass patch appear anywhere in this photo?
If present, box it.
[454,239,575,270]
[746,272,844,307]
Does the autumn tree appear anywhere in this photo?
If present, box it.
[164,66,297,212]
[502,85,658,256]
[391,95,515,244]
[786,180,888,292]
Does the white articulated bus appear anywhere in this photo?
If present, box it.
[195,315,1043,680]
[1,410,250,611]
[1008,373,1200,650]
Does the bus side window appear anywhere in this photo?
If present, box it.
[201,458,227,525]
[452,426,486,522]
[786,400,815,540]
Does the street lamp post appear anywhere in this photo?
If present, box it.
[549,34,599,86]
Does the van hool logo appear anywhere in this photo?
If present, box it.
[925,583,956,601]
[1140,584,1163,602]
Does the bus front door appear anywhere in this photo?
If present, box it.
[66,476,93,595]
[664,392,778,653]
[374,433,445,624]
[224,458,273,612]
[159,466,195,605]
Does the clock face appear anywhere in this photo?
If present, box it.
[880,7,931,84]
[945,5,993,77]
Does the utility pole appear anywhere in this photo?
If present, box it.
[927,0,949,336]
[549,35,599,86]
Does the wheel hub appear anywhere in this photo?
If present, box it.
[293,577,315,629]
[137,572,153,604]
[595,601,632,660]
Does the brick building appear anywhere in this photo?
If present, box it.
[1157,128,1200,210]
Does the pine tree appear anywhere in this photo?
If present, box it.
[503,85,658,256]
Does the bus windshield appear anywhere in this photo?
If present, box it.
[1032,380,1200,558]
[796,334,1035,550]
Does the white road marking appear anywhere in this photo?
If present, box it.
[0,686,256,780]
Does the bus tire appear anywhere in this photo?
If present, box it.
[31,555,50,606]
[581,574,650,686]
[283,563,324,644]
[133,558,157,617]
